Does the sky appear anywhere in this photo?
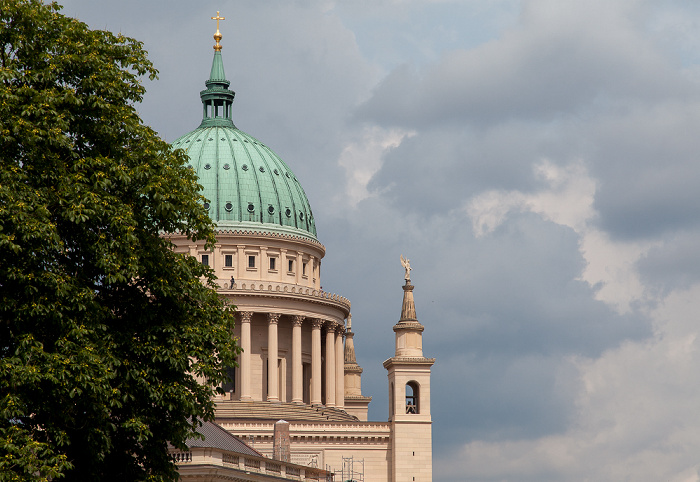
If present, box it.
[56,0,700,480]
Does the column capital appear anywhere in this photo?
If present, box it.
[240,311,253,323]
[311,318,325,330]
[292,315,305,327]
[335,324,346,336]
[325,320,338,332]
[268,313,281,324]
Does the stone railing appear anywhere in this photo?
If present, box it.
[171,451,192,463]
[173,446,332,481]
[230,454,329,480]
[216,280,351,310]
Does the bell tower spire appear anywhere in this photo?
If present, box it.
[384,257,434,482]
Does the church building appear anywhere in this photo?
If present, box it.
[167,15,435,482]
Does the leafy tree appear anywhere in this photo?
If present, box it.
[0,1,238,480]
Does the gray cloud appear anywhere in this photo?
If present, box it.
[638,228,700,294]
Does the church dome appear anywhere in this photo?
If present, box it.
[172,34,317,240]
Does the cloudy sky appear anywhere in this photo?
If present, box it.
[57,0,700,480]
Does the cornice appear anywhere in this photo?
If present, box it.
[165,228,326,254]
[220,281,351,312]
[382,357,436,369]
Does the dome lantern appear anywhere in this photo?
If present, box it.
[199,12,235,129]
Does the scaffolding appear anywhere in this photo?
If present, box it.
[330,456,364,482]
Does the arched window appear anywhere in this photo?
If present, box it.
[406,381,419,414]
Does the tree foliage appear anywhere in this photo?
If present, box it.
[0,1,238,480]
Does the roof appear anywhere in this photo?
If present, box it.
[172,40,317,241]
[184,421,262,457]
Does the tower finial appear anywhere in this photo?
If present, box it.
[400,254,412,284]
[211,11,225,51]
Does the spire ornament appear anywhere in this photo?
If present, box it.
[400,254,412,283]
[211,11,225,51]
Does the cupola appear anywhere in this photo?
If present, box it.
[171,15,318,240]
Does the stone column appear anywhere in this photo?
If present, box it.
[240,311,253,400]
[310,319,324,405]
[335,324,345,410]
[267,313,280,402]
[291,316,304,404]
[325,322,336,408]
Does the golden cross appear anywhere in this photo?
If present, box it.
[211,11,225,51]
[211,11,225,32]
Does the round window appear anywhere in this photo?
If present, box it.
[285,208,291,217]
[203,202,210,210]
[268,206,275,215]
[247,203,255,212]
[242,164,248,171]
[225,202,233,212]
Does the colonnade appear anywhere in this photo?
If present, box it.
[238,312,345,408]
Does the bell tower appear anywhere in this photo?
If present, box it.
[384,257,434,482]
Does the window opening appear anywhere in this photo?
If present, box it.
[269,257,276,270]
[222,364,236,393]
[248,255,256,268]
[390,382,395,417]
[201,254,209,266]
[288,259,294,272]
[406,382,419,414]
[224,255,233,267]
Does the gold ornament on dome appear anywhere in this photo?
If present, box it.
[211,11,225,51]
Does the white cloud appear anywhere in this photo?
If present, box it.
[466,160,594,237]
[465,160,661,313]
[336,127,415,206]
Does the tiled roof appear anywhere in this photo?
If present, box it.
[185,421,262,457]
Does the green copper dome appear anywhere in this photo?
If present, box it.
[172,47,317,240]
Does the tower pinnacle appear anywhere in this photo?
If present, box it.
[211,11,225,51]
